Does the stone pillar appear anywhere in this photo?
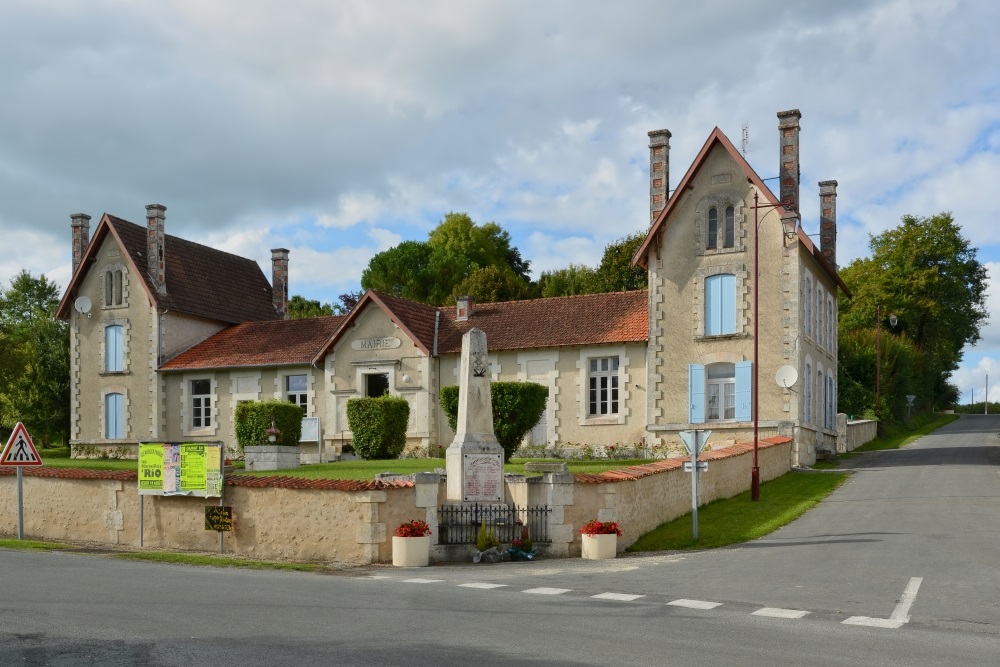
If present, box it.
[70,213,91,275]
[145,204,166,295]
[648,129,671,226]
[412,472,441,536]
[353,490,387,564]
[777,110,801,212]
[542,471,576,557]
[836,412,848,453]
[819,180,838,268]
[446,328,504,502]
[271,248,290,320]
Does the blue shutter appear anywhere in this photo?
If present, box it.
[689,364,705,424]
[704,276,719,335]
[106,393,123,439]
[735,361,752,422]
[105,325,123,372]
[721,274,736,334]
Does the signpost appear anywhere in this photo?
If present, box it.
[679,429,711,540]
[0,422,44,539]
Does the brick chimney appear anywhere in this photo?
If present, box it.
[777,110,801,214]
[456,295,474,321]
[648,129,671,226]
[70,213,91,275]
[271,248,290,320]
[145,204,167,294]
[818,180,838,268]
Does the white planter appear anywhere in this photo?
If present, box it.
[581,533,618,560]
[392,535,431,567]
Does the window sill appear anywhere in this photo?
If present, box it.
[583,415,622,426]
[694,333,745,342]
[99,371,130,377]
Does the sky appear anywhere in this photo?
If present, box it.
[1,0,998,403]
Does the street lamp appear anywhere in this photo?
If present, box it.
[875,304,898,424]
[751,189,798,501]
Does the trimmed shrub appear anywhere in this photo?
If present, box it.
[234,400,303,448]
[439,381,547,461]
[346,395,410,460]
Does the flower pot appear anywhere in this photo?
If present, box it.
[581,533,617,560]
[392,535,431,567]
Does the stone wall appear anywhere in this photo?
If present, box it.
[837,416,877,453]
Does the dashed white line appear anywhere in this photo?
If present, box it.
[402,578,444,584]
[667,599,722,610]
[592,592,645,602]
[370,575,393,580]
[753,607,810,619]
[523,587,572,595]
[459,583,508,589]
[842,616,906,629]
[843,576,923,629]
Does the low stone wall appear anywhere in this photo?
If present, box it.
[0,437,793,564]
[837,416,877,453]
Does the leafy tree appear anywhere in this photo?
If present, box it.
[427,212,530,280]
[335,291,363,314]
[450,266,532,304]
[288,295,334,319]
[537,264,599,298]
[361,240,440,303]
[0,271,69,446]
[595,232,648,292]
[838,212,987,413]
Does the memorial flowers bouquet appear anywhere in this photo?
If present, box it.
[394,519,432,538]
[579,520,623,536]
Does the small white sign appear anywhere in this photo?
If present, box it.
[683,461,708,473]
[300,417,320,442]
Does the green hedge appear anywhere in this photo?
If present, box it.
[234,400,303,448]
[346,395,410,460]
[439,381,547,461]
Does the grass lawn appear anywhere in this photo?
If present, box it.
[0,538,73,551]
[626,470,849,552]
[112,551,327,571]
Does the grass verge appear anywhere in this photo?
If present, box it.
[853,413,960,452]
[0,538,73,551]
[626,470,849,552]
[111,551,327,572]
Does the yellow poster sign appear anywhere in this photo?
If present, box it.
[138,443,222,497]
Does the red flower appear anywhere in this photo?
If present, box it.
[580,520,622,536]
[395,519,432,538]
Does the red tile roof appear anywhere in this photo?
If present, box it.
[57,214,279,324]
[160,316,345,370]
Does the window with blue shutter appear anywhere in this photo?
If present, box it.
[805,278,812,337]
[805,364,812,424]
[735,361,752,422]
[105,392,124,439]
[705,274,736,336]
[105,325,123,373]
[688,364,705,424]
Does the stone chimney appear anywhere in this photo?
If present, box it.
[648,129,671,226]
[777,110,801,214]
[145,204,167,294]
[819,180,838,268]
[456,295,474,321]
[70,213,91,275]
[271,248,290,320]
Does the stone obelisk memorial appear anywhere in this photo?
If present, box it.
[446,328,504,503]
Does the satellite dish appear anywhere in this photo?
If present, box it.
[74,296,92,315]
[775,365,798,388]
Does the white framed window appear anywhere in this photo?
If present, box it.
[286,374,309,406]
[104,269,123,307]
[191,379,212,428]
[707,363,736,421]
[707,208,718,250]
[704,273,736,336]
[104,392,124,439]
[827,375,835,429]
[588,356,619,417]
[104,324,124,373]
[688,361,752,424]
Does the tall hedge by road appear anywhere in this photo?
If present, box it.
[346,395,410,459]
[234,399,303,448]
[439,381,547,461]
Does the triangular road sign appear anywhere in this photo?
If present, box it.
[1,422,43,466]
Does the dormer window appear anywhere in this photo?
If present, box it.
[706,205,736,250]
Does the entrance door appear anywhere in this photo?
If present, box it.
[365,373,389,397]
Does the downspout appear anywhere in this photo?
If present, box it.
[433,310,441,452]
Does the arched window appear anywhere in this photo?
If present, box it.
[827,299,834,352]
[828,376,835,429]
[707,208,718,249]
[114,269,123,305]
[819,370,826,427]
[818,287,824,349]
[105,271,114,307]
[805,278,812,337]
[724,206,735,248]
[805,363,812,424]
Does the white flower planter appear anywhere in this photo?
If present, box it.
[392,535,431,567]
[581,533,618,560]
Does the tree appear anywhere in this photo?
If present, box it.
[427,212,531,280]
[288,295,334,319]
[0,271,69,446]
[838,212,987,412]
[537,264,599,298]
[450,266,532,304]
[594,232,648,292]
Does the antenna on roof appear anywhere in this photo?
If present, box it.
[741,122,750,158]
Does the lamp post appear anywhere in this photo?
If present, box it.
[751,190,798,501]
[874,304,898,424]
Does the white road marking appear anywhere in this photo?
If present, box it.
[753,607,810,619]
[370,575,392,580]
[459,583,507,589]
[592,592,645,602]
[667,599,722,610]
[523,587,572,595]
[843,576,922,629]
[402,578,444,584]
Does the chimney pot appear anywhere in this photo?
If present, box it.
[818,180,838,268]
[455,295,474,321]
[145,204,167,295]
[777,110,801,217]
[648,129,671,226]
[271,248,290,319]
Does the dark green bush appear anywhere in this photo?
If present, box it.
[346,395,410,460]
[439,381,547,461]
[234,400,303,448]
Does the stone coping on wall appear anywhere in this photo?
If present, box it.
[573,437,792,484]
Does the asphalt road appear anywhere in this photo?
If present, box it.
[1,414,998,666]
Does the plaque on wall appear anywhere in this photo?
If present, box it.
[463,453,503,502]
[351,337,401,351]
